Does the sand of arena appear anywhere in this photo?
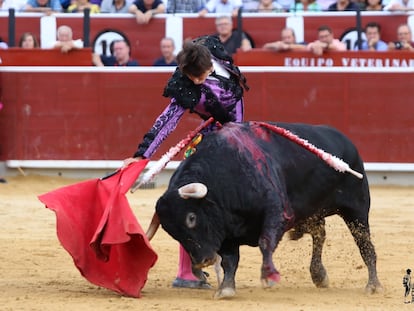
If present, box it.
[0,175,412,311]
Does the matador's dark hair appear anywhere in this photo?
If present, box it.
[177,39,212,77]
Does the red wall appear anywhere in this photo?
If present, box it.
[0,48,92,66]
[1,59,413,163]
[244,71,413,163]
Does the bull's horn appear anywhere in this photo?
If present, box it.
[146,213,160,241]
[178,183,208,199]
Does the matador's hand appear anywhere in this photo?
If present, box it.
[122,157,141,168]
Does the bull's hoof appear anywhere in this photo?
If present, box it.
[261,272,280,288]
[365,282,384,294]
[314,275,329,288]
[214,287,236,299]
[261,278,275,288]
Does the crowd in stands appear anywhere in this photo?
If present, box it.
[91,16,413,65]
[0,0,413,14]
[262,22,414,52]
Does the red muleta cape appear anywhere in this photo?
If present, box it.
[38,159,157,298]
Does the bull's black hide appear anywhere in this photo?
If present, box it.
[155,122,382,299]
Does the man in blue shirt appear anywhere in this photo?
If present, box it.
[93,40,140,66]
[24,0,62,12]
[357,22,388,51]
[153,37,178,66]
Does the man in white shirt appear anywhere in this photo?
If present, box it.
[384,0,414,11]
[0,0,27,11]
[46,25,84,53]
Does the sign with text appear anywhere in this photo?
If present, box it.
[234,50,414,68]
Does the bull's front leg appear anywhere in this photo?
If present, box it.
[258,213,286,288]
[214,243,239,299]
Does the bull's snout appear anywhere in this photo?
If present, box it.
[192,253,218,269]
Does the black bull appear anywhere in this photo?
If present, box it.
[148,122,383,298]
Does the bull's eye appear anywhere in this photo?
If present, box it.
[186,212,197,229]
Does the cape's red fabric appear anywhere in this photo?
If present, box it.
[38,159,158,298]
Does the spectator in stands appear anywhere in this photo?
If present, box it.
[291,0,322,11]
[316,0,333,10]
[263,27,307,51]
[100,0,132,12]
[388,24,414,51]
[46,25,83,53]
[0,0,27,11]
[19,32,39,49]
[275,0,294,11]
[327,0,359,10]
[241,0,259,11]
[383,0,414,11]
[23,0,62,13]
[167,0,205,13]
[129,0,165,24]
[253,0,284,11]
[214,15,253,55]
[153,37,178,66]
[90,0,102,6]
[60,0,70,11]
[364,0,384,10]
[355,22,387,51]
[93,39,140,66]
[353,0,366,9]
[199,0,242,17]
[307,25,346,55]
[67,0,100,12]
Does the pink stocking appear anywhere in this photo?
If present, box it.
[176,244,198,281]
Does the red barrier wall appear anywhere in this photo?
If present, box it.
[1,58,413,163]
[244,70,414,163]
[0,48,92,66]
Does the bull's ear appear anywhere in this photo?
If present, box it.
[178,183,208,199]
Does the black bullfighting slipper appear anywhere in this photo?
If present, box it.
[172,277,212,289]
[0,178,7,183]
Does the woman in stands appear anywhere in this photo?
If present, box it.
[364,0,384,10]
[19,32,39,49]
[124,35,248,289]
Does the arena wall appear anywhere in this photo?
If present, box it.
[1,59,414,185]
[1,12,414,185]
